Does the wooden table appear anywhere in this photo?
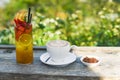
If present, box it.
[0,45,119,80]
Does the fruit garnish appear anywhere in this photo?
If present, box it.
[15,27,23,41]
[14,8,32,28]
[14,8,32,41]
[14,19,27,27]
[14,20,32,41]
[18,34,32,46]
[14,10,27,21]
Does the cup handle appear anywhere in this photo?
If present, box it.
[70,45,78,52]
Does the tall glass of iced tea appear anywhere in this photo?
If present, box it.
[14,9,33,64]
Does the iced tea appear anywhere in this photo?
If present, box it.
[14,10,33,64]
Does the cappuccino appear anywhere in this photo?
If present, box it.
[47,40,69,47]
[46,40,71,62]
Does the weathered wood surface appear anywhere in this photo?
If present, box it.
[0,45,119,80]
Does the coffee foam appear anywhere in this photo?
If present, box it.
[48,40,68,47]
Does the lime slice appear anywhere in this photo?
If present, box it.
[18,34,32,46]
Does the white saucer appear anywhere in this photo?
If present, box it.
[40,52,76,67]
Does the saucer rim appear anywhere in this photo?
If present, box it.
[40,52,76,66]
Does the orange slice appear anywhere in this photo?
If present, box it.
[18,34,32,46]
[15,10,27,21]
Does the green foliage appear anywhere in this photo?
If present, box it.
[0,0,120,46]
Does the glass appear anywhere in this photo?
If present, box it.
[14,19,33,64]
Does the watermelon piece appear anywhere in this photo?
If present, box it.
[15,27,23,41]
[14,19,27,27]
[14,19,32,40]
[17,25,25,32]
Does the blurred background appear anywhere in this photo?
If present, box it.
[0,0,120,46]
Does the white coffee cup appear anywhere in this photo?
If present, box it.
[46,40,72,63]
